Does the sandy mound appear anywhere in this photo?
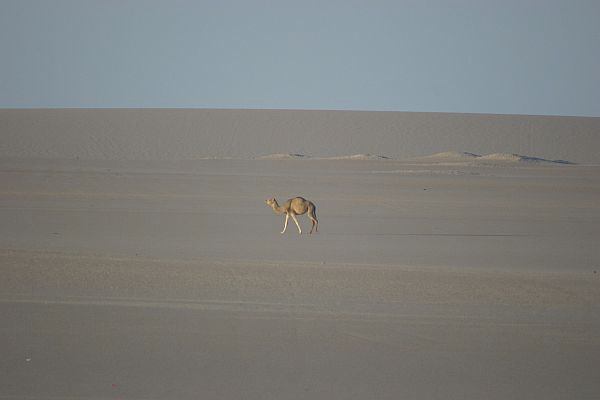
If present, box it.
[477,153,574,164]
[411,151,574,165]
[1,109,597,163]
[257,153,393,160]
[321,154,391,160]
[255,153,308,160]
[420,151,481,160]
[479,153,535,162]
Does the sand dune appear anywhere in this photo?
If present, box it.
[250,151,572,163]
[421,151,482,159]
[477,152,574,164]
[318,153,391,160]
[256,153,391,160]
[255,153,308,159]
[1,108,599,163]
[411,151,576,165]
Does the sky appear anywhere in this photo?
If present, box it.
[1,0,599,116]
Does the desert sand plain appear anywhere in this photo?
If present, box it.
[1,109,599,399]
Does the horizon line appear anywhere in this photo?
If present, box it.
[1,106,598,119]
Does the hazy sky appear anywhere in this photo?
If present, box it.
[1,0,599,116]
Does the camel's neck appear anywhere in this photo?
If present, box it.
[270,201,286,214]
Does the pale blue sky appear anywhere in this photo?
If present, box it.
[1,0,599,116]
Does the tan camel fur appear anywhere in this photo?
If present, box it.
[265,197,319,234]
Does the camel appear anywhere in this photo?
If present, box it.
[265,197,319,234]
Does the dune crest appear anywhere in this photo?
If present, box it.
[321,154,391,160]
[421,151,481,160]
[413,151,574,165]
[478,153,574,164]
[255,153,308,160]
[256,153,392,160]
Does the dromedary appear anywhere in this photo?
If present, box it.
[265,197,319,234]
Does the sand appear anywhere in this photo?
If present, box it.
[1,108,599,399]
[1,108,600,163]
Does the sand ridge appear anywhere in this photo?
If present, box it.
[1,108,599,163]
[410,151,576,165]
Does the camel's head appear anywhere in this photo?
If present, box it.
[265,197,276,207]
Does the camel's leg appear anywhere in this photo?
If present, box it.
[281,214,289,234]
[290,214,302,234]
[309,217,317,234]
[308,207,318,234]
